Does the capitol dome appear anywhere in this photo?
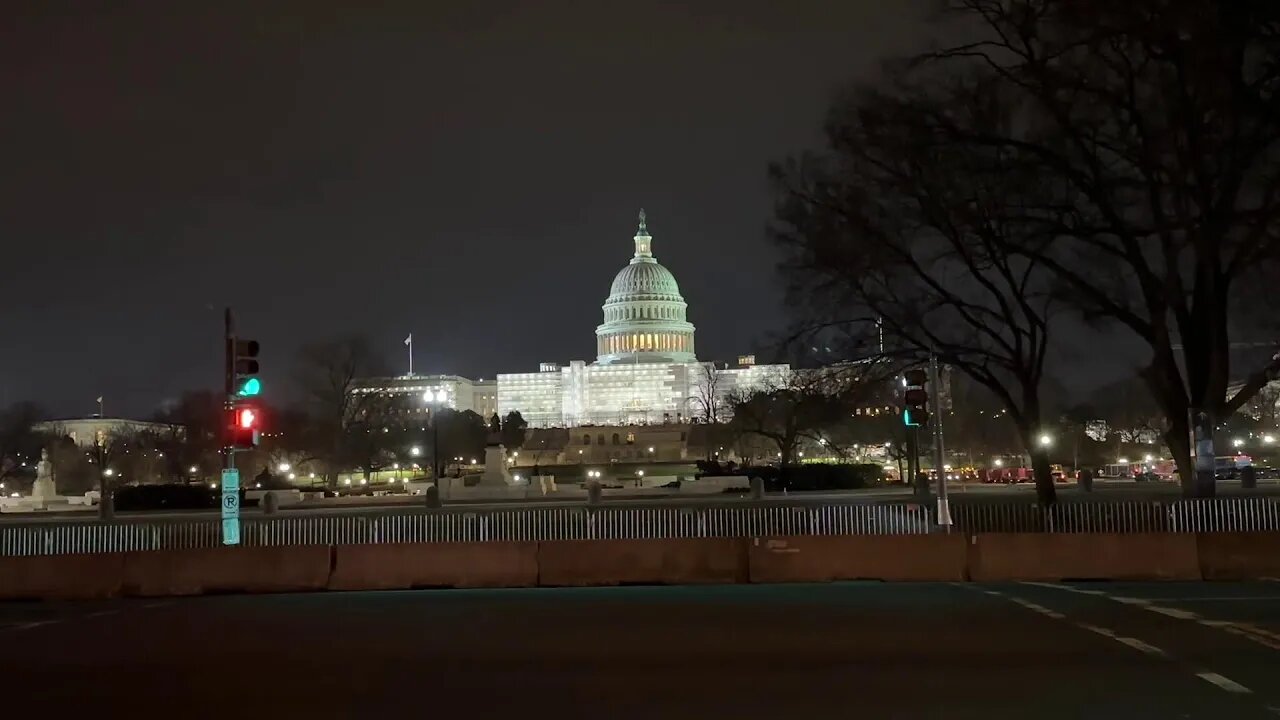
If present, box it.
[595,210,697,364]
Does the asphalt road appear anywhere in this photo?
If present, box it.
[4,582,1280,718]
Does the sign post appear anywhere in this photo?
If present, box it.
[221,468,240,545]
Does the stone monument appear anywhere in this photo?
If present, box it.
[476,416,514,487]
[27,448,67,510]
[31,448,57,499]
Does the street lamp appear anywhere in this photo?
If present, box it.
[993,458,1004,467]
[277,462,291,473]
[410,446,422,457]
[1038,434,1053,447]
[1233,438,1245,448]
[188,465,198,474]
[1265,434,1276,445]
[104,468,115,477]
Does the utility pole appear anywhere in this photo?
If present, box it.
[929,354,952,529]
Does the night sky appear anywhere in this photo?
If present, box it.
[2,1,1135,419]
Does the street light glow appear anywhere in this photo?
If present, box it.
[993,459,1004,467]
[104,468,115,477]
[1038,434,1052,447]
[189,466,198,474]
[410,446,422,457]
[278,462,291,473]
[1233,438,1245,448]
[1265,434,1276,444]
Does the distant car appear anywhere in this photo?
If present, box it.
[1255,466,1280,480]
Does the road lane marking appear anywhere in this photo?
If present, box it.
[1019,582,1107,596]
[1078,623,1117,638]
[985,589,1260,699]
[1146,606,1199,620]
[1196,672,1252,694]
[1022,582,1280,654]
[1115,636,1167,656]
[3,621,56,632]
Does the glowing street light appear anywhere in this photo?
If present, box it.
[1233,438,1245,448]
[104,468,115,477]
[993,458,1004,467]
[277,462,292,473]
[1144,454,1154,463]
[410,446,422,457]
[188,466,198,474]
[1265,434,1276,445]
[637,470,645,477]
[1038,434,1053,447]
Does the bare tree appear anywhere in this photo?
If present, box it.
[688,362,726,425]
[293,335,391,487]
[772,75,1064,504]
[728,363,893,469]
[914,0,1280,495]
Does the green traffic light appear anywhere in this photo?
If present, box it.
[237,377,262,397]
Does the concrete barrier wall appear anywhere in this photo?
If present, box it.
[1197,532,1280,580]
[12,532,1280,601]
[121,545,332,597]
[328,542,539,591]
[538,538,748,587]
[968,533,1202,581]
[0,553,124,600]
[749,534,968,583]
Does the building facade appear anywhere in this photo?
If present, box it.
[350,374,499,420]
[35,417,175,447]
[496,211,788,427]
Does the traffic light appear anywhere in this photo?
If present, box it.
[232,339,261,397]
[903,369,929,427]
[229,404,261,449]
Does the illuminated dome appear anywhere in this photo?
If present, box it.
[596,210,696,364]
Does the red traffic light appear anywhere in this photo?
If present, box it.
[237,407,257,429]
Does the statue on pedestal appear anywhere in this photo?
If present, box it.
[32,448,57,500]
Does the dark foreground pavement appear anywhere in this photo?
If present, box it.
[4,582,1280,718]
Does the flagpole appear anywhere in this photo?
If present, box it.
[408,336,414,376]
[98,396,104,418]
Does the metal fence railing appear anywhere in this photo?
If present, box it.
[0,500,931,557]
[3,496,1279,557]
[948,496,1280,534]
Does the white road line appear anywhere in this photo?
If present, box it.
[1116,636,1167,656]
[4,620,56,632]
[1078,623,1117,638]
[1196,672,1252,694]
[1146,606,1200,620]
[1021,582,1280,652]
[997,591,1257,699]
[1019,582,1107,595]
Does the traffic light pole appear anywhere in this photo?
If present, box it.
[224,307,235,471]
[929,354,952,529]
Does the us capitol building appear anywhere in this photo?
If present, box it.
[497,211,786,427]
[351,211,787,427]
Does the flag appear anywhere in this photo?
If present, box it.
[95,396,103,403]
[404,334,412,346]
